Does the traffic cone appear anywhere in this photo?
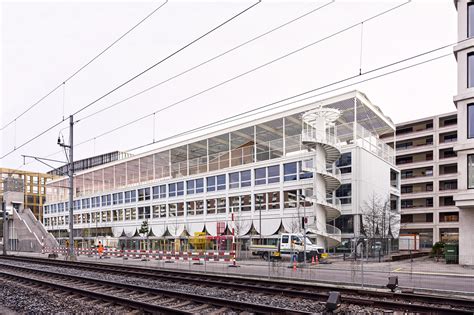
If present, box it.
[315,255,319,265]
[293,259,297,271]
[311,256,315,265]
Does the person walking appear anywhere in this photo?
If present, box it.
[97,241,104,259]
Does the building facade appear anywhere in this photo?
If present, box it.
[453,0,474,265]
[0,168,53,221]
[381,113,459,249]
[43,91,400,252]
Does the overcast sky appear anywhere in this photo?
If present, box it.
[1,0,457,173]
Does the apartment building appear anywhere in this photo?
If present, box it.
[0,168,53,221]
[453,0,474,265]
[382,113,459,249]
[43,90,400,251]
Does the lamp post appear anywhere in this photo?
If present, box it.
[259,194,262,244]
[300,194,307,265]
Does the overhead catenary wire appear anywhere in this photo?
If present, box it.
[77,0,335,122]
[21,49,451,173]
[68,0,414,149]
[72,0,262,118]
[0,0,169,132]
[76,0,409,125]
[0,1,261,161]
[76,49,452,155]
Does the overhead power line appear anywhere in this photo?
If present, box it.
[0,0,169,132]
[72,0,262,118]
[75,0,409,124]
[0,1,261,161]
[68,1,417,144]
[74,48,452,155]
[77,0,335,122]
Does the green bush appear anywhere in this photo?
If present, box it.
[430,242,445,258]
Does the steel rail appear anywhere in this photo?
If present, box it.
[1,255,473,314]
[0,261,308,314]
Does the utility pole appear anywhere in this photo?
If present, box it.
[259,195,262,244]
[302,194,307,266]
[2,199,7,255]
[58,115,75,261]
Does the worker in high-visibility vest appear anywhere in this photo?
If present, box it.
[97,241,104,259]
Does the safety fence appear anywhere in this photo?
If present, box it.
[42,246,235,262]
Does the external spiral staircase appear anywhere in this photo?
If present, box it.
[300,107,343,248]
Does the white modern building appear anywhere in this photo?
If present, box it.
[43,90,400,252]
[453,0,474,265]
[381,112,459,248]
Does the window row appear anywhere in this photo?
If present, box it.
[44,189,313,222]
[47,160,317,212]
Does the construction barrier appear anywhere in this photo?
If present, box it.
[42,246,235,262]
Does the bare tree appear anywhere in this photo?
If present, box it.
[232,213,250,257]
[361,193,400,255]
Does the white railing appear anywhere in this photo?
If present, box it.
[301,128,340,148]
[326,224,342,236]
[301,159,342,183]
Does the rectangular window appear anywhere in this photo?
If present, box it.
[92,196,100,208]
[267,165,280,183]
[124,190,136,203]
[255,193,267,211]
[177,182,184,196]
[284,162,297,181]
[336,184,352,204]
[469,3,474,38]
[82,198,90,209]
[169,204,176,217]
[196,178,204,193]
[217,197,226,214]
[255,167,266,185]
[207,176,216,192]
[469,53,474,88]
[267,191,280,210]
[138,206,151,220]
[177,202,184,216]
[469,154,474,189]
[336,152,352,174]
[207,199,216,215]
[284,190,297,208]
[138,188,150,201]
[152,186,160,199]
[196,200,204,215]
[299,161,313,179]
[187,201,196,216]
[241,195,251,211]
[240,170,251,187]
[112,193,123,205]
[159,185,166,198]
[187,180,195,195]
[229,172,239,189]
[217,175,226,191]
[229,196,240,212]
[152,205,160,218]
[169,183,176,197]
[468,104,474,139]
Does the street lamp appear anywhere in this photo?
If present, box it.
[300,193,307,265]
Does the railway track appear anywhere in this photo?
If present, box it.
[1,255,473,314]
[0,261,306,314]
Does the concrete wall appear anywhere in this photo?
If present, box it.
[454,0,474,265]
